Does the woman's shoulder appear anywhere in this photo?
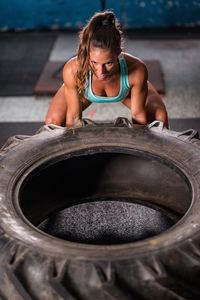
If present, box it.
[63,56,78,85]
[122,52,148,84]
[122,52,147,75]
[63,56,78,73]
[122,52,146,69]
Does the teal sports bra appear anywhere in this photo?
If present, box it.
[83,54,130,103]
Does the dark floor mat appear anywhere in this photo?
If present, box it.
[169,118,200,133]
[0,122,44,147]
[34,61,65,95]
[0,119,199,148]
[0,32,57,96]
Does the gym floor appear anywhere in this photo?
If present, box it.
[0,30,200,135]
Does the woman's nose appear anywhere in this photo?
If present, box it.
[98,65,106,74]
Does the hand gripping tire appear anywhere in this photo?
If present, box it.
[0,118,200,300]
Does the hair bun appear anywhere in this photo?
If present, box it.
[102,13,115,26]
[102,19,114,25]
[102,19,109,25]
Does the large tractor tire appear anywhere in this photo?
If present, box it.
[0,118,200,299]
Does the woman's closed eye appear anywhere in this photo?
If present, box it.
[106,62,113,66]
[91,61,113,66]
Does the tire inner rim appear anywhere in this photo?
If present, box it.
[19,148,192,245]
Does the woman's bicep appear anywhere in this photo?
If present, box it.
[130,63,148,109]
[62,61,82,126]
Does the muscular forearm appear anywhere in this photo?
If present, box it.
[131,110,147,125]
[65,112,81,127]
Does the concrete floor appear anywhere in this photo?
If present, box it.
[0,32,200,122]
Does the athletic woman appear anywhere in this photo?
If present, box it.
[45,11,168,127]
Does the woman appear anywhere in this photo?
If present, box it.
[45,11,168,127]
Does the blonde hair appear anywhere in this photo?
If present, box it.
[76,11,122,99]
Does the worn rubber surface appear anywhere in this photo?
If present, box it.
[0,118,200,299]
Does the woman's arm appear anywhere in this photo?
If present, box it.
[45,85,67,126]
[130,62,148,125]
[63,59,82,127]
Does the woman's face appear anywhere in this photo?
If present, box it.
[89,47,121,81]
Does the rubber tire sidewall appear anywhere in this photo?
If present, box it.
[0,125,200,262]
